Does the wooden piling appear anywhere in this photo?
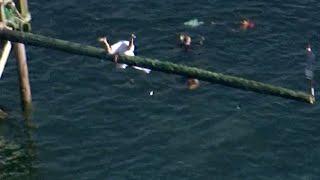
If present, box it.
[0,29,315,104]
[13,42,32,114]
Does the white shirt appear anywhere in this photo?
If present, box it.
[110,41,134,56]
[111,41,151,74]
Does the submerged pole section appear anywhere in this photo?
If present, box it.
[0,29,314,104]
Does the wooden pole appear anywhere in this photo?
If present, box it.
[0,108,7,119]
[0,29,315,104]
[13,42,32,115]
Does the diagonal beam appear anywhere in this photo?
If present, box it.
[0,40,11,78]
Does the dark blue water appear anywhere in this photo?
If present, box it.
[1,0,320,179]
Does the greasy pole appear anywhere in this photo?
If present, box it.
[0,29,314,104]
[13,42,32,117]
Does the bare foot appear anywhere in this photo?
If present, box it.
[98,37,107,43]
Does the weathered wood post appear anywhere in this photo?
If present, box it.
[0,0,33,117]
[13,42,32,113]
[16,0,32,115]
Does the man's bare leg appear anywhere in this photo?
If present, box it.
[98,37,121,63]
[128,34,136,51]
[98,37,112,54]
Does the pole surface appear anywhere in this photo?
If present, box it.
[13,42,32,114]
[0,29,314,104]
[0,108,7,119]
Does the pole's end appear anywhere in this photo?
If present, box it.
[309,95,316,104]
[0,108,8,119]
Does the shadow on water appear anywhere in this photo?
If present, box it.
[0,114,37,179]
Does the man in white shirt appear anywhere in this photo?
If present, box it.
[98,34,150,73]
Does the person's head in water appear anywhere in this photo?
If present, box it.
[306,44,315,59]
[306,44,316,65]
[306,44,312,53]
[187,78,200,90]
[241,19,255,30]
[178,33,191,51]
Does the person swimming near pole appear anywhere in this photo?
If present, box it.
[98,34,151,73]
[187,78,200,90]
[240,19,255,30]
[305,44,316,98]
[177,33,200,89]
[178,33,192,51]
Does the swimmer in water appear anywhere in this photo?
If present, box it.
[178,33,192,51]
[177,33,200,89]
[98,34,151,73]
[187,78,200,90]
[305,44,316,100]
[240,19,255,30]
